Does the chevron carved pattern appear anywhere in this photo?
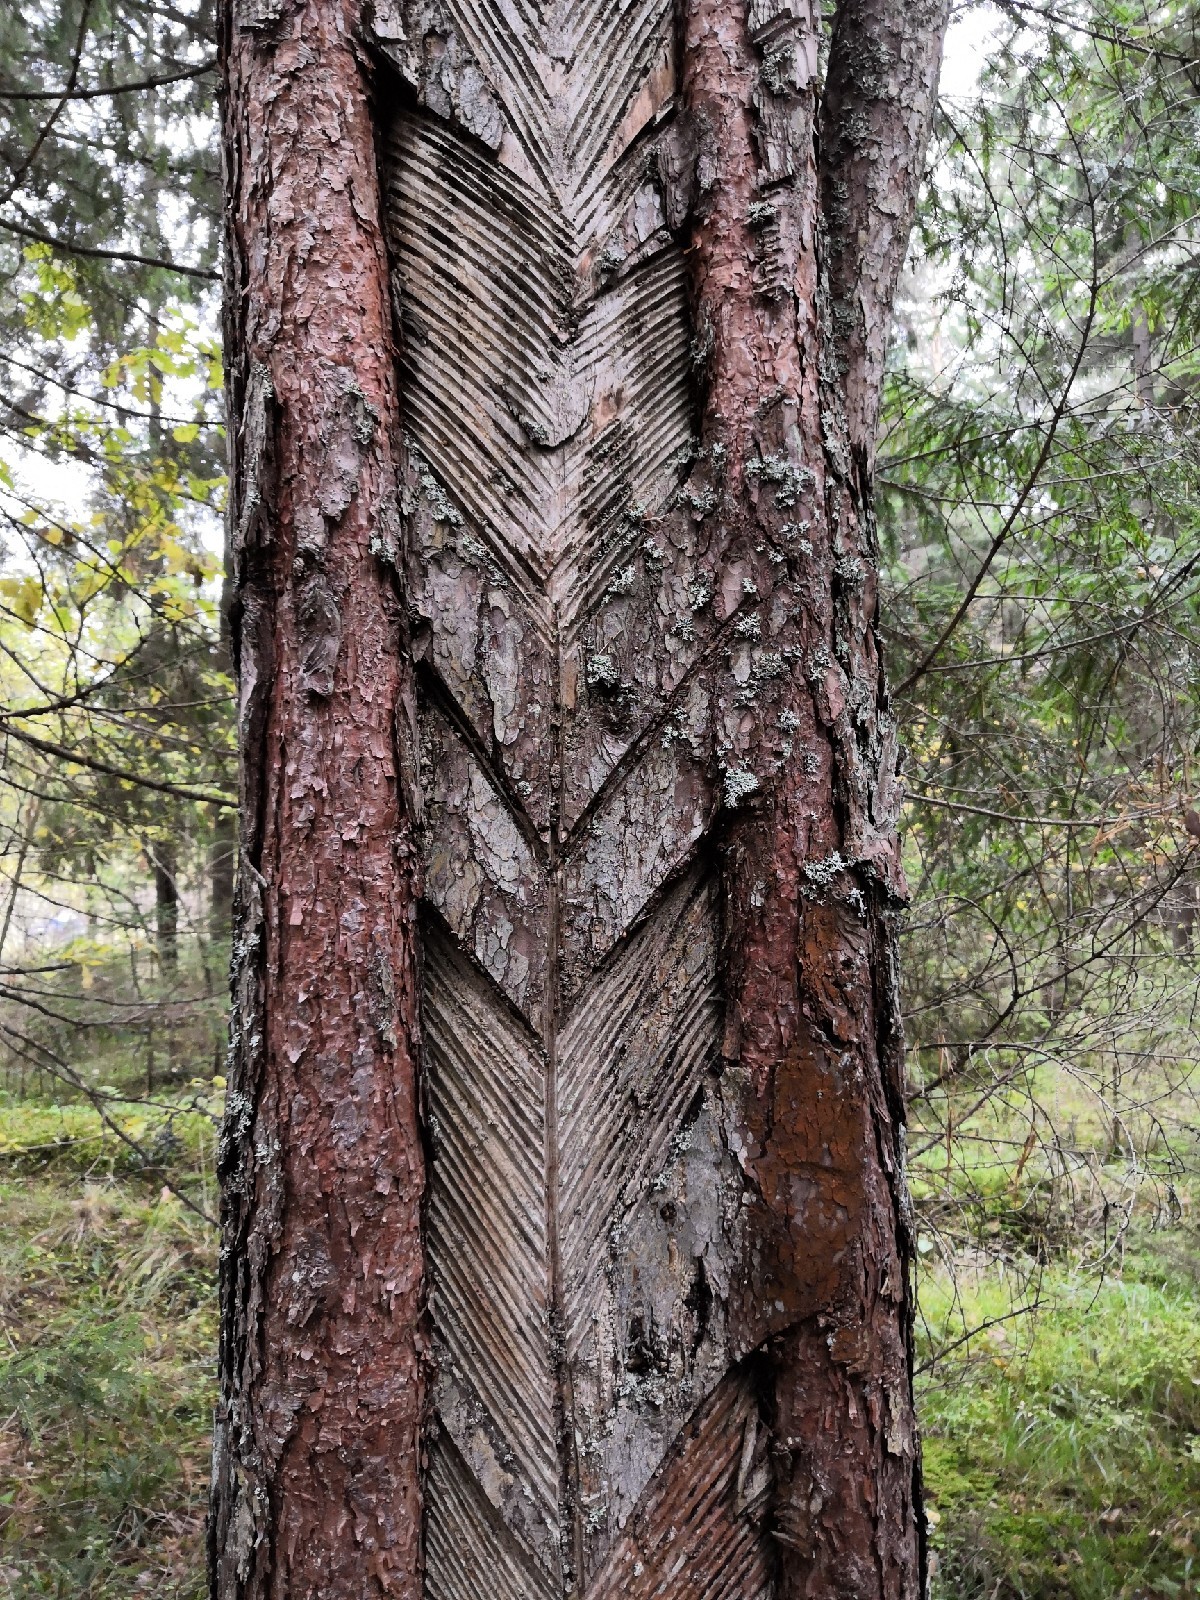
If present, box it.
[377,2,781,1592]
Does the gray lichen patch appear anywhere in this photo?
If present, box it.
[745,450,816,509]
[721,764,760,809]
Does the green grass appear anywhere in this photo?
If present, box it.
[0,1094,221,1180]
[0,1161,215,1597]
[920,1229,1200,1599]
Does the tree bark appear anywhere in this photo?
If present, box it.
[210,2,425,1596]
[210,804,237,942]
[212,0,947,1594]
[688,4,946,1590]
[154,838,178,976]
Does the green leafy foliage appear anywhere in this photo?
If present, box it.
[879,3,1200,1592]
[0,0,233,1069]
[886,0,1200,1262]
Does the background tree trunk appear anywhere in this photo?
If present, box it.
[213,0,947,1594]
[153,839,178,977]
[211,533,238,945]
[209,803,236,943]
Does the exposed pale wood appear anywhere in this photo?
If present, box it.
[380,0,945,1590]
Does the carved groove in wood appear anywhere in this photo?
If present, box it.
[380,5,784,1591]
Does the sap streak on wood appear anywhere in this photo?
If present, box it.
[559,723,713,989]
[425,1435,559,1600]
[587,1371,774,1599]
[382,0,766,1585]
[418,863,753,1591]
[383,96,695,831]
[421,702,550,1028]
[558,869,747,1568]
[377,0,677,193]
[385,82,749,1565]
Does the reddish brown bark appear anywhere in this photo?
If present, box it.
[679,0,941,1591]
[209,2,424,1596]
[820,0,949,469]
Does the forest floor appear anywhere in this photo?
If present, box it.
[0,1060,1196,1598]
[0,1108,214,1600]
[919,1197,1200,1598]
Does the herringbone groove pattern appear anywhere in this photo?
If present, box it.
[381,5,774,1590]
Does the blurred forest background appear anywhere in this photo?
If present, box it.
[0,1,1198,1595]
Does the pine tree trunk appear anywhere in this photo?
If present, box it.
[209,803,236,942]
[154,839,178,976]
[210,1,426,1594]
[212,0,948,1595]
[211,529,238,944]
